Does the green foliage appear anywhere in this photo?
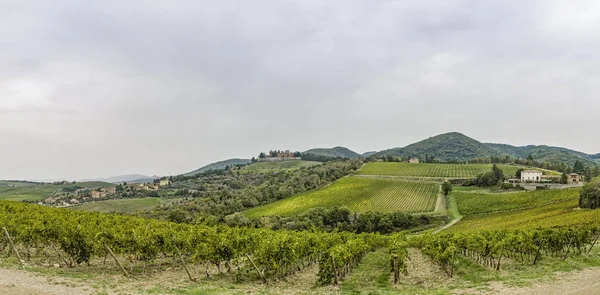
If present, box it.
[470,164,506,187]
[257,207,443,233]
[183,158,252,176]
[303,146,361,159]
[374,132,500,162]
[0,201,381,282]
[359,162,521,178]
[244,177,440,217]
[442,181,453,196]
[561,173,569,184]
[145,160,363,221]
[414,226,600,275]
[579,180,600,209]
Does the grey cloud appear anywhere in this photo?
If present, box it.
[1,0,599,180]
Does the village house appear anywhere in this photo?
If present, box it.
[101,187,117,194]
[259,150,301,162]
[91,191,107,198]
[568,173,583,183]
[521,170,543,182]
[159,179,172,187]
[408,158,420,164]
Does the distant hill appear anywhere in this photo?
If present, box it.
[375,132,499,161]
[184,158,252,176]
[374,132,598,166]
[80,174,159,184]
[303,146,360,159]
[362,151,377,157]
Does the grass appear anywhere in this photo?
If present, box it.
[244,176,440,217]
[70,198,170,213]
[0,181,115,202]
[341,248,393,294]
[454,187,581,216]
[240,160,321,173]
[359,163,529,178]
[0,186,60,201]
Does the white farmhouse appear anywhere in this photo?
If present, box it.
[521,170,543,182]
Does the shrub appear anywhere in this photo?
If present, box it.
[579,181,600,209]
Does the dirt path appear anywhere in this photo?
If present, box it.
[433,216,462,234]
[487,267,600,295]
[0,268,94,295]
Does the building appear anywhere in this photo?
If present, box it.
[568,173,582,183]
[521,170,543,182]
[91,191,106,198]
[159,179,172,187]
[408,158,420,164]
[101,187,117,194]
[259,150,301,162]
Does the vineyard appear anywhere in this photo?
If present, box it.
[447,199,600,233]
[358,163,526,178]
[3,200,600,293]
[243,176,440,217]
[455,188,581,215]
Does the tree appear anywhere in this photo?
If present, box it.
[579,180,600,209]
[259,152,266,159]
[561,173,568,184]
[492,164,505,183]
[441,181,453,196]
[573,160,586,174]
[515,168,524,179]
[585,167,593,183]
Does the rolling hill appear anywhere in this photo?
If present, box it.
[374,132,598,166]
[80,174,159,184]
[362,151,377,157]
[303,146,361,159]
[374,132,499,161]
[183,158,251,176]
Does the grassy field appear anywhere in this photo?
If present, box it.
[244,176,440,217]
[0,181,115,202]
[71,198,166,213]
[240,160,321,173]
[358,163,529,178]
[447,198,600,233]
[454,187,581,215]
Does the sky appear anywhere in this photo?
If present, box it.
[1,0,599,180]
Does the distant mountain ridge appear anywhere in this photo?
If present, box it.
[303,146,361,159]
[374,132,598,166]
[80,174,159,184]
[184,158,252,176]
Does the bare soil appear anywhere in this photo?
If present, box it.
[0,268,93,295]
[486,267,600,295]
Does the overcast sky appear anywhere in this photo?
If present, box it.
[1,0,599,180]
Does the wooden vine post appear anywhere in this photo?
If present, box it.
[331,255,339,286]
[104,243,129,277]
[49,241,72,268]
[174,243,196,282]
[393,254,399,286]
[246,254,267,284]
[3,227,23,264]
